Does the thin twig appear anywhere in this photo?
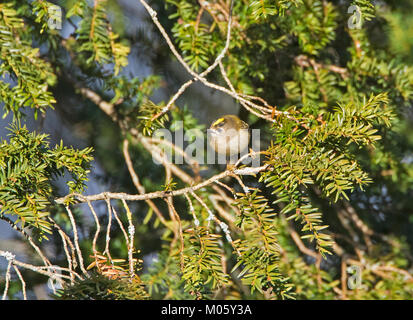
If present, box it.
[138,0,296,124]
[0,216,52,269]
[65,206,88,276]
[184,193,199,227]
[165,198,185,270]
[48,216,78,270]
[58,229,75,284]
[12,266,27,300]
[2,260,12,300]
[123,139,169,227]
[87,200,101,258]
[104,198,113,263]
[209,194,236,225]
[150,0,235,121]
[56,165,269,204]
[146,136,200,175]
[121,199,136,279]
[112,206,129,246]
[0,250,80,281]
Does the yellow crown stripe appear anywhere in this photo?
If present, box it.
[212,118,225,127]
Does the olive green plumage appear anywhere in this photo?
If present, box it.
[209,115,250,157]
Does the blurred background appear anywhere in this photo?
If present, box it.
[1,0,413,299]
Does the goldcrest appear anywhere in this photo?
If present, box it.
[208,115,250,158]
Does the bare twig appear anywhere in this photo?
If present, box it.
[58,228,75,284]
[295,55,349,80]
[123,139,169,227]
[121,200,136,279]
[65,206,88,276]
[56,165,269,204]
[165,198,185,270]
[209,194,236,226]
[2,259,12,300]
[150,0,235,121]
[13,266,27,300]
[289,228,318,259]
[104,198,113,263]
[146,136,200,176]
[0,250,80,282]
[112,206,129,246]
[0,216,52,269]
[87,200,101,259]
[184,192,199,227]
[48,216,78,270]
[137,0,297,125]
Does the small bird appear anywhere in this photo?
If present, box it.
[208,115,250,165]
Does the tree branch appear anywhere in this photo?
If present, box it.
[56,164,269,204]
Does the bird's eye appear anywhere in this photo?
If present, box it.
[216,120,225,127]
